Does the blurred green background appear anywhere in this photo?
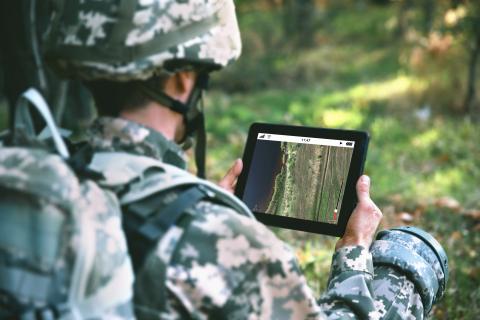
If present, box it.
[1,0,479,318]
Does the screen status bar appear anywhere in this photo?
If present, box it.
[257,133,355,148]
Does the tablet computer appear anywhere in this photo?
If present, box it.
[235,123,369,237]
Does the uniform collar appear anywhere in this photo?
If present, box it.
[87,117,187,169]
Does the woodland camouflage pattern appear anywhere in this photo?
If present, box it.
[46,0,242,81]
[0,148,135,319]
[86,117,428,319]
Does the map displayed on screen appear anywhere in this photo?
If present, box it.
[242,133,354,224]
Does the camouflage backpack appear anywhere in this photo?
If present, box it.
[0,89,135,319]
[87,150,254,317]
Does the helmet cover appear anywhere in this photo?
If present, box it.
[45,0,242,81]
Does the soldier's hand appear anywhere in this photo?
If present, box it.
[335,175,382,250]
[218,158,243,194]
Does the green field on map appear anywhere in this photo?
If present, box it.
[265,142,353,224]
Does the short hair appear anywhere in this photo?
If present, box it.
[85,75,168,116]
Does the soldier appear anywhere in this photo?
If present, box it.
[43,0,447,319]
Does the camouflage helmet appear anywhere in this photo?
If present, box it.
[45,0,242,81]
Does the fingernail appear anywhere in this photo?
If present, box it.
[361,175,370,184]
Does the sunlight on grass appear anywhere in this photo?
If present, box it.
[314,75,426,112]
[322,109,364,128]
[349,75,426,102]
[296,244,332,267]
[288,101,305,118]
[412,128,441,148]
[416,167,464,199]
[295,242,334,296]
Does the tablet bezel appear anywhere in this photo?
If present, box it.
[235,122,369,237]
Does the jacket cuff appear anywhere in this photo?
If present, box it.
[330,246,373,276]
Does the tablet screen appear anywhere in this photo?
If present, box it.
[242,133,354,225]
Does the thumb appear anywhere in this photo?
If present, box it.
[219,159,243,189]
[226,159,243,180]
[356,175,371,202]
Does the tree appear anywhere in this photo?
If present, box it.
[421,0,436,34]
[462,2,480,120]
[283,0,316,48]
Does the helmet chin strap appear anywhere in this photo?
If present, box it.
[137,73,209,178]
[193,106,206,179]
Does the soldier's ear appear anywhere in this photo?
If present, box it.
[174,71,197,97]
[163,71,196,103]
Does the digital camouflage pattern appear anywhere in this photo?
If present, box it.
[320,249,424,320]
[86,117,436,319]
[88,117,187,169]
[45,0,242,81]
[371,227,448,316]
[0,147,135,319]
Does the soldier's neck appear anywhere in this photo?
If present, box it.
[120,102,185,143]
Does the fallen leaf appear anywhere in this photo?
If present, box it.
[413,205,427,217]
[468,267,480,280]
[382,205,395,216]
[435,197,462,212]
[463,210,480,220]
[379,205,396,229]
[432,307,444,319]
[450,231,462,241]
[398,212,414,223]
[435,153,450,164]
[388,194,403,205]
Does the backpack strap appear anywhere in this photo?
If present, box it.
[89,151,254,218]
[89,151,254,272]
[89,151,254,316]
[13,88,69,158]
[124,183,221,269]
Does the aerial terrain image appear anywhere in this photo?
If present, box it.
[243,140,353,224]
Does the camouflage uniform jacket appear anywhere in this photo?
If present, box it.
[86,117,395,320]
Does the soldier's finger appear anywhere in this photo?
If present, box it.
[218,159,243,192]
[356,175,370,202]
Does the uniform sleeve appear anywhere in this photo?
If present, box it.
[172,201,325,319]
[217,242,378,320]
[318,246,377,319]
[162,201,382,320]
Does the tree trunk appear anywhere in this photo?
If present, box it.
[283,0,315,48]
[395,0,413,39]
[421,0,435,35]
[464,32,480,121]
